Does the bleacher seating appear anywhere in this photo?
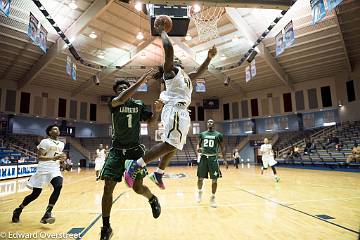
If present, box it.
[276,121,360,168]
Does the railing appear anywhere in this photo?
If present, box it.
[66,137,91,160]
[9,143,37,158]
[278,126,336,156]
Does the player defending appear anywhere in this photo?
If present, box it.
[124,15,217,190]
[196,119,228,208]
[259,138,280,182]
[95,144,106,181]
[12,125,66,224]
[99,69,162,240]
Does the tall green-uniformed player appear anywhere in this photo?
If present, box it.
[196,119,228,208]
[99,69,163,240]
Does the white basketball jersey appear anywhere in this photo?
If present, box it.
[96,149,106,159]
[260,144,273,157]
[159,67,193,107]
[37,138,65,172]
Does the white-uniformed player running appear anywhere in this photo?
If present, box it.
[12,125,66,224]
[259,138,280,182]
[95,144,106,181]
[124,19,217,190]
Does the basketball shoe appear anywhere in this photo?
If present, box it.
[149,172,165,189]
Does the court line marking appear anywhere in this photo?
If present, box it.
[75,191,128,240]
[238,188,360,235]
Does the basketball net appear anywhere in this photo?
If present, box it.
[190,6,225,41]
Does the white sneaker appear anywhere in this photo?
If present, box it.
[196,190,202,203]
[210,196,217,208]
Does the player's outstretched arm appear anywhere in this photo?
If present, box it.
[160,31,175,77]
[112,68,153,107]
[188,46,217,81]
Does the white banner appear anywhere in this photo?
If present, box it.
[245,66,251,83]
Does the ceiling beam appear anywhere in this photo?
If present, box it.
[71,37,156,97]
[17,0,115,90]
[138,0,292,10]
[333,10,353,72]
[225,7,292,89]
[173,38,246,97]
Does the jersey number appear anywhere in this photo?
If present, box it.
[204,139,214,148]
[126,114,132,128]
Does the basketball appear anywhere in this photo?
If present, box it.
[154,15,173,33]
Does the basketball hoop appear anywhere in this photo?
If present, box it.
[189,6,225,41]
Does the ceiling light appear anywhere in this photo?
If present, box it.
[89,31,97,39]
[97,51,105,59]
[185,33,192,41]
[136,32,144,40]
[220,54,227,61]
[69,1,78,10]
[193,4,201,13]
[135,2,142,11]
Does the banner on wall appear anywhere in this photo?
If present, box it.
[66,56,72,76]
[195,78,206,93]
[275,31,285,57]
[279,116,289,130]
[38,24,48,53]
[71,62,77,81]
[327,0,343,11]
[245,66,251,83]
[323,111,335,123]
[284,20,295,48]
[251,60,256,78]
[303,113,315,128]
[0,0,10,16]
[311,0,326,25]
[265,118,275,131]
[244,120,253,133]
[27,13,39,44]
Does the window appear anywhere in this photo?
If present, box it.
[192,122,200,134]
[321,86,332,107]
[223,103,230,120]
[346,80,356,102]
[250,99,258,117]
[58,98,67,118]
[283,93,292,112]
[20,92,31,114]
[90,103,97,121]
[140,123,148,135]
[197,106,204,121]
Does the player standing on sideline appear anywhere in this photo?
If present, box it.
[259,138,280,182]
[233,149,240,169]
[124,16,218,190]
[196,119,228,208]
[95,144,106,181]
[99,69,162,240]
[12,125,66,224]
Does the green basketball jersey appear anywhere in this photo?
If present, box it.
[108,98,152,148]
[199,130,223,155]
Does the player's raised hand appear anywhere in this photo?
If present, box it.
[154,99,164,112]
[208,45,217,59]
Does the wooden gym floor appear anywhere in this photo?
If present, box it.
[0,166,359,240]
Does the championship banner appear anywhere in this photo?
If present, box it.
[27,13,39,44]
[311,0,326,25]
[251,60,256,78]
[66,56,72,76]
[38,24,48,53]
[195,78,206,93]
[245,66,251,83]
[275,31,285,57]
[303,113,315,129]
[71,62,77,81]
[265,118,275,131]
[0,0,10,16]
[284,21,295,48]
[327,0,343,11]
[279,116,289,130]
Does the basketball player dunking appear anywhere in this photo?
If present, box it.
[124,15,218,190]
[12,125,66,224]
